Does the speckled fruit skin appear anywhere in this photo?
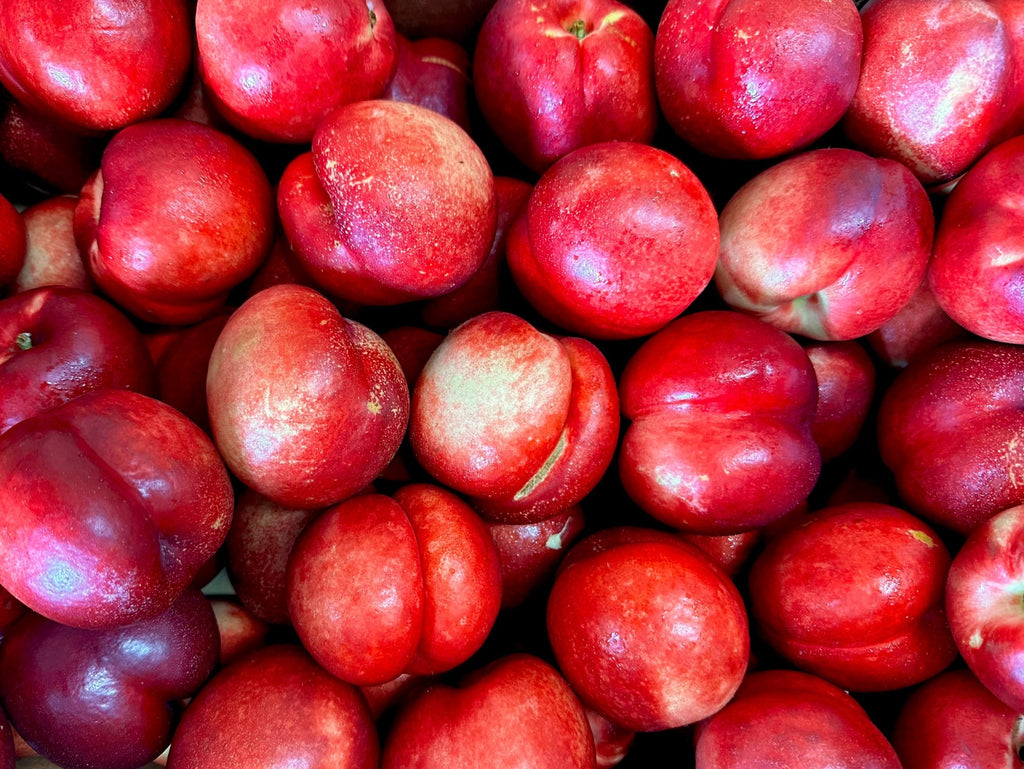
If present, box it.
[287,484,502,685]
[0,590,219,769]
[0,286,155,435]
[618,310,820,535]
[844,0,1024,186]
[805,341,876,463]
[946,505,1024,712]
[714,148,934,341]
[420,176,533,331]
[0,194,25,290]
[891,668,1024,769]
[748,502,958,691]
[473,0,657,173]
[0,0,191,132]
[166,644,379,769]
[929,135,1024,344]
[506,141,719,340]
[0,390,234,630]
[694,669,902,769]
[878,340,1024,534]
[381,653,596,769]
[74,118,275,326]
[206,283,409,510]
[195,0,397,143]
[409,311,619,524]
[546,527,750,732]
[654,0,862,160]
[279,100,496,306]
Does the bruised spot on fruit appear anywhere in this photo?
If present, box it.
[514,431,567,501]
[909,529,937,547]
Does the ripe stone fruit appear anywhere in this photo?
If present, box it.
[618,310,820,534]
[0,389,234,629]
[277,99,496,305]
[473,0,657,173]
[149,311,231,435]
[878,340,1024,534]
[805,340,876,462]
[381,653,596,769]
[547,527,750,732]
[0,286,155,435]
[0,589,218,769]
[410,310,619,523]
[420,175,533,331]
[929,134,1024,344]
[655,0,863,160]
[714,148,934,341]
[486,504,585,609]
[196,0,398,143]
[506,140,720,340]
[207,283,409,509]
[13,195,92,294]
[694,669,901,769]
[844,0,1024,186]
[287,484,502,684]
[74,118,275,325]
[748,502,958,691]
[166,644,378,769]
[0,0,191,132]
[891,668,1024,769]
[946,504,1024,712]
[225,488,322,626]
[384,34,471,131]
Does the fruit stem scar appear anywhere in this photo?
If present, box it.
[568,19,587,39]
[15,332,31,351]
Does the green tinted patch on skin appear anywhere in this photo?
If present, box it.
[910,529,937,547]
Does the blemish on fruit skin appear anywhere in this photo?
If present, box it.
[969,630,984,649]
[545,516,574,550]
[514,432,567,501]
[909,529,937,547]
